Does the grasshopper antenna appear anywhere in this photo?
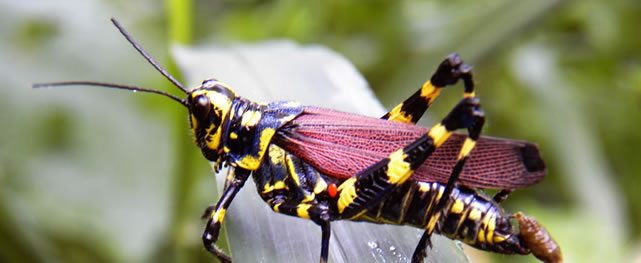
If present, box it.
[32,81,188,107]
[32,18,189,107]
[110,18,188,93]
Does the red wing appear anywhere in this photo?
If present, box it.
[275,107,546,189]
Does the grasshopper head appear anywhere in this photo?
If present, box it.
[188,78,236,164]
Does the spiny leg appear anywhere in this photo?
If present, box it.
[337,97,485,220]
[435,108,484,210]
[202,168,251,263]
[413,94,485,263]
[382,53,475,124]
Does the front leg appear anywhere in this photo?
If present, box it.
[256,144,335,263]
[202,168,250,263]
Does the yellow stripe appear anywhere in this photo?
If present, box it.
[273,203,281,212]
[418,182,431,192]
[387,150,412,185]
[436,184,445,201]
[262,183,273,194]
[313,177,328,194]
[420,81,442,102]
[463,91,475,98]
[268,145,285,164]
[237,128,276,170]
[427,123,452,147]
[273,181,286,190]
[337,178,357,214]
[450,199,464,214]
[258,128,275,159]
[205,125,222,151]
[456,201,473,233]
[285,155,301,186]
[478,208,494,244]
[425,185,444,232]
[478,229,486,243]
[240,110,262,127]
[190,115,198,130]
[457,138,477,160]
[303,193,315,202]
[482,209,491,226]
[297,204,312,219]
[229,132,238,140]
[468,208,482,221]
[423,184,439,222]
[238,155,260,170]
[426,214,440,232]
[486,213,496,244]
[387,104,413,124]
[212,208,226,223]
[493,234,507,243]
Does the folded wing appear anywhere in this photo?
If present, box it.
[275,107,546,189]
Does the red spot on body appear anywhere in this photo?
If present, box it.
[328,183,337,198]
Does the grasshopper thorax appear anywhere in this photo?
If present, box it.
[188,78,236,164]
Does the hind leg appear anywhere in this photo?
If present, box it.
[337,97,484,220]
[383,53,475,124]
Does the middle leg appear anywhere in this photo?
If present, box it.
[257,145,334,263]
[261,191,332,263]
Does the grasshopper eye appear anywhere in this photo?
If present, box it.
[192,95,211,121]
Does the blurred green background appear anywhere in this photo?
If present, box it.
[2,0,641,262]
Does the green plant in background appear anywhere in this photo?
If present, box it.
[2,0,641,262]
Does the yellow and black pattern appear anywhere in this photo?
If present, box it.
[382,53,473,125]
[189,73,493,263]
[382,80,442,124]
[353,181,527,255]
[336,96,483,220]
[190,56,507,263]
[187,79,236,167]
[256,144,333,219]
[201,168,251,263]
[40,23,559,263]
[222,99,303,171]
